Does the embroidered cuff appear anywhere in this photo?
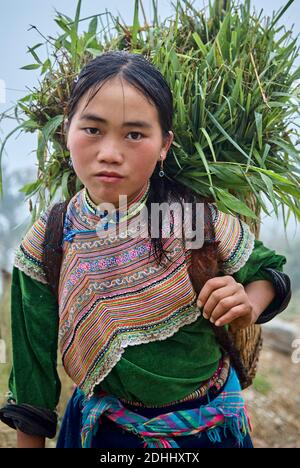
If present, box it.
[0,403,57,439]
[255,268,292,325]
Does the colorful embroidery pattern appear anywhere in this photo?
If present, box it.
[208,204,255,274]
[14,211,49,284]
[13,184,255,399]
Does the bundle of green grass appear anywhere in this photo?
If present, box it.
[1,0,299,232]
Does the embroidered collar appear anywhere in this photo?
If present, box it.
[83,180,151,224]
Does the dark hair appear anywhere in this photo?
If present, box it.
[67,51,172,138]
[65,50,214,266]
[57,51,249,386]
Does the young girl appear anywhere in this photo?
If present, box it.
[0,51,291,448]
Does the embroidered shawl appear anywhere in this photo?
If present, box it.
[14,183,255,399]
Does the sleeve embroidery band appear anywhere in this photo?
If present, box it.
[13,210,49,285]
[209,204,255,275]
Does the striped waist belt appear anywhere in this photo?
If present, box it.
[80,365,251,448]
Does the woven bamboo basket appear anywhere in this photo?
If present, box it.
[229,191,263,388]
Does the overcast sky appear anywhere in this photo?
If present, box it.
[0,0,299,241]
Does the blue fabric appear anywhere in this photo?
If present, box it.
[56,369,254,449]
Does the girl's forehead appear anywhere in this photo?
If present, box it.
[77,78,158,122]
[82,78,153,108]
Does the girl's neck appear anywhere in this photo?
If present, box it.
[84,180,151,218]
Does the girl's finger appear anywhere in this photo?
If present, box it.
[197,276,235,309]
[199,284,240,320]
[214,304,248,327]
[209,295,245,323]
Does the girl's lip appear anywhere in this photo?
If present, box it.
[95,175,124,183]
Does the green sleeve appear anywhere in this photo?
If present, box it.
[231,238,291,323]
[8,266,61,411]
[232,239,287,284]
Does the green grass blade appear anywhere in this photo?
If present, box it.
[132,0,140,49]
[207,110,251,162]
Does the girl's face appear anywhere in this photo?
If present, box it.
[65,77,173,207]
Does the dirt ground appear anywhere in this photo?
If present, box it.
[244,326,300,448]
[1,320,300,448]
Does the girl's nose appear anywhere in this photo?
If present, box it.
[96,141,123,164]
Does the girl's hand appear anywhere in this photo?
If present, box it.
[17,430,45,448]
[196,275,257,331]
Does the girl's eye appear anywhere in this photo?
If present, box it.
[84,128,100,135]
[82,128,143,140]
[127,132,143,141]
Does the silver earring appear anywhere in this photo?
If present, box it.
[68,158,73,169]
[159,157,165,178]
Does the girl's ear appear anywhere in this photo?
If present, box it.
[160,131,174,161]
[64,119,69,133]
[64,119,69,149]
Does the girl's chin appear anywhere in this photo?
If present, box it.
[87,187,124,207]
